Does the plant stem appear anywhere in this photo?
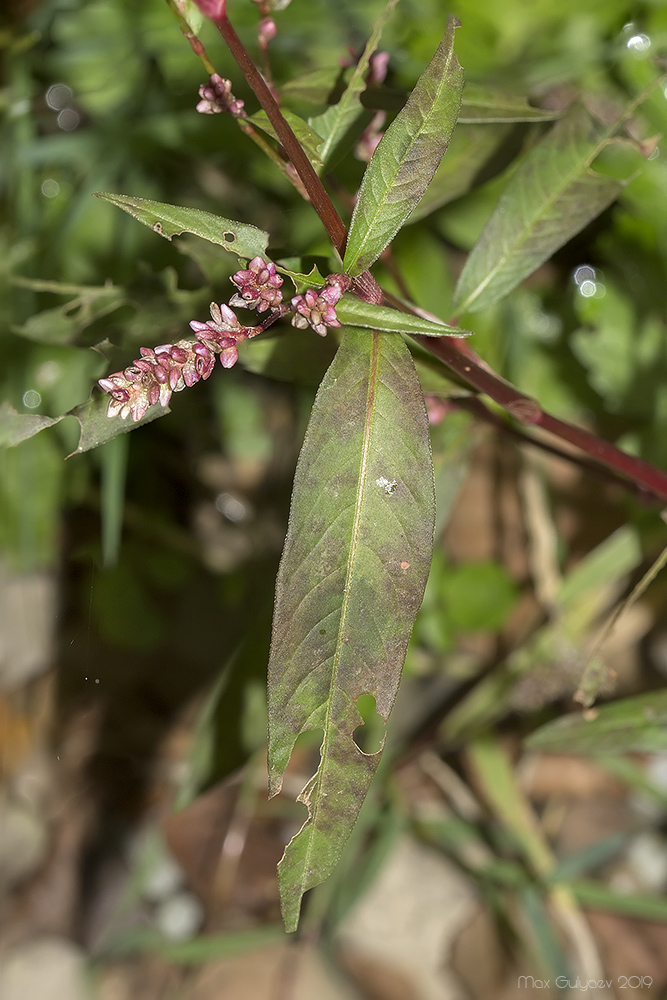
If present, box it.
[213,8,667,505]
[214,12,348,257]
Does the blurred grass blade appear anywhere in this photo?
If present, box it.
[575,540,667,705]
[343,16,464,276]
[336,295,470,337]
[452,104,625,314]
[99,433,129,567]
[93,193,269,259]
[309,0,399,170]
[268,328,435,931]
[526,690,667,755]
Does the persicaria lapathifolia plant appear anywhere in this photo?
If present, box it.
[90,0,667,932]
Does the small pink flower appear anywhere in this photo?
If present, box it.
[196,74,245,117]
[192,0,226,21]
[258,17,277,48]
[98,338,216,421]
[230,256,283,312]
[290,274,350,337]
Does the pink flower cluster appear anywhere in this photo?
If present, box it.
[99,261,350,421]
[99,340,216,422]
[230,256,283,312]
[99,303,260,421]
[291,274,350,337]
[196,74,245,117]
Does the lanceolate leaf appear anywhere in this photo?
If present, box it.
[335,295,470,337]
[247,109,325,169]
[309,0,399,170]
[526,691,667,755]
[452,104,625,315]
[268,328,435,931]
[93,193,269,260]
[458,85,562,123]
[343,17,464,277]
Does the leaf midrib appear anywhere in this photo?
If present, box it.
[297,329,381,892]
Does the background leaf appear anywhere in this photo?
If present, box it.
[308,0,399,170]
[343,16,464,276]
[458,85,563,123]
[526,690,667,754]
[451,104,626,314]
[267,328,435,931]
[93,193,270,260]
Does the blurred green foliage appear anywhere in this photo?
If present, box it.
[3,0,667,962]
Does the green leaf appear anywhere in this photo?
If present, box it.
[247,109,325,169]
[68,393,170,456]
[268,328,435,931]
[93,193,269,260]
[405,124,509,225]
[343,17,464,277]
[309,0,399,170]
[451,105,625,314]
[458,85,562,123]
[336,295,470,338]
[0,401,64,448]
[526,691,667,755]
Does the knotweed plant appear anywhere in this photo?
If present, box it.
[86,0,667,933]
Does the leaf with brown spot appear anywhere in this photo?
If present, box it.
[268,328,435,931]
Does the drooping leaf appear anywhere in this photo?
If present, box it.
[335,295,470,337]
[247,109,325,169]
[343,17,464,276]
[68,393,170,456]
[526,691,667,755]
[451,104,626,315]
[268,328,435,931]
[309,0,399,170]
[0,401,64,448]
[93,193,269,260]
[11,286,127,346]
[458,85,562,123]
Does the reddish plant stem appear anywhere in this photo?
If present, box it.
[214,13,348,257]
[418,335,667,503]
[214,10,667,505]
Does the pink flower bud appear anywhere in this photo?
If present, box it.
[192,0,226,21]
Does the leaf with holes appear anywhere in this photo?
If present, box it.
[93,193,269,260]
[268,327,435,931]
[451,104,627,314]
[68,393,170,456]
[343,16,464,277]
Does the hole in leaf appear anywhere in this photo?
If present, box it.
[223,231,235,242]
[353,694,385,755]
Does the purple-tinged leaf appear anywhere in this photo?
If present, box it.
[452,104,626,315]
[93,193,269,261]
[343,17,464,277]
[268,329,435,931]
